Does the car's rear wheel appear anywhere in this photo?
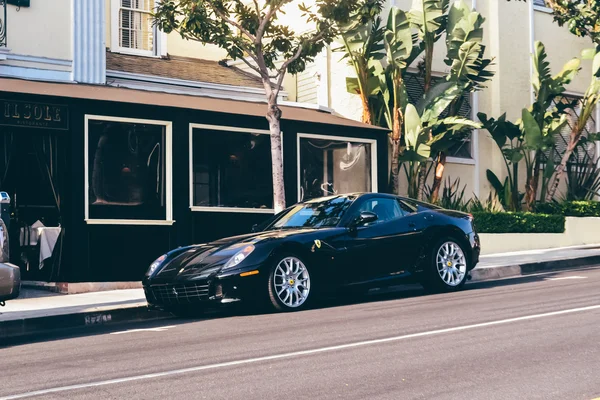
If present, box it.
[421,238,468,293]
[267,254,312,311]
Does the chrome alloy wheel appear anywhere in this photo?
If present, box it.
[273,257,311,308]
[436,241,467,287]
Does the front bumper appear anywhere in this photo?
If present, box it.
[143,264,265,311]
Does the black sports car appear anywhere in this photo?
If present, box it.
[143,193,480,314]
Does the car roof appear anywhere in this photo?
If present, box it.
[301,192,442,209]
[302,192,401,204]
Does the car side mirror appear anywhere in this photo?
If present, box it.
[352,211,378,227]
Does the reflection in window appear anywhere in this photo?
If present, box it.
[356,198,403,223]
[299,137,373,201]
[192,128,273,210]
[88,120,166,220]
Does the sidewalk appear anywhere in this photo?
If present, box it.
[2,244,600,341]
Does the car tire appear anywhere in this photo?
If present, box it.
[421,237,468,293]
[267,254,313,312]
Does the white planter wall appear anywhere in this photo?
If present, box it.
[480,217,600,255]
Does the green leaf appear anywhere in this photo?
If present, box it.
[553,57,581,86]
[449,41,482,83]
[404,103,423,148]
[543,156,555,180]
[346,77,360,94]
[581,48,596,60]
[486,169,504,195]
[384,7,413,68]
[593,50,600,78]
[522,108,543,149]
[446,1,484,63]
[418,81,463,123]
[409,0,444,39]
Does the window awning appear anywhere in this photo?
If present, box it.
[0,78,389,132]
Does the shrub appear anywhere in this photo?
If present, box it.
[472,212,565,233]
[535,201,600,217]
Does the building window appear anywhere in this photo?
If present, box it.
[298,134,377,202]
[111,0,165,56]
[85,116,173,224]
[190,124,274,212]
[404,73,473,159]
[545,95,597,164]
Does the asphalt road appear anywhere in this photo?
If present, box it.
[1,267,600,400]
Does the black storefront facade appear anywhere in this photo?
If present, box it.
[0,78,388,283]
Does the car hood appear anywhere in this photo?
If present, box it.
[149,228,324,281]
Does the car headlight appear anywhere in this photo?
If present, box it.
[147,254,167,276]
[223,245,255,269]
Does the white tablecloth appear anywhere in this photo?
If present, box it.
[38,227,61,269]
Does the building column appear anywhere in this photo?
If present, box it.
[72,0,106,84]
[475,0,533,199]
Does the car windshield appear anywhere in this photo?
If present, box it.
[269,196,354,229]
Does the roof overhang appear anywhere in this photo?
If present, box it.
[0,77,389,132]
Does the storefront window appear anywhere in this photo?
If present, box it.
[87,119,167,221]
[191,126,273,210]
[299,135,375,201]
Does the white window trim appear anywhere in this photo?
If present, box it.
[84,115,173,225]
[297,133,378,202]
[110,0,167,57]
[533,4,552,13]
[189,123,281,214]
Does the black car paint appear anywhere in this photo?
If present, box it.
[143,193,480,311]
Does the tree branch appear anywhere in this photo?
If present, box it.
[211,6,257,43]
[255,2,285,43]
[276,30,326,84]
[252,0,261,15]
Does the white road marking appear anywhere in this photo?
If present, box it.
[3,304,600,400]
[545,276,588,281]
[110,326,177,335]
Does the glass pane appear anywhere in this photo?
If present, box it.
[355,198,402,222]
[299,138,372,201]
[119,8,154,51]
[192,128,273,209]
[271,196,353,229]
[88,120,166,220]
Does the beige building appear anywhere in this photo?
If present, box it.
[0,0,597,204]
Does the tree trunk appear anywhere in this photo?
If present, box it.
[525,153,541,211]
[429,152,446,204]
[361,94,372,125]
[266,96,286,213]
[417,162,428,201]
[388,106,403,194]
[546,128,582,202]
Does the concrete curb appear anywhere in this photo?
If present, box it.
[470,255,600,282]
[0,305,169,342]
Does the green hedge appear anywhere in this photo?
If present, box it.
[534,201,600,217]
[472,212,565,233]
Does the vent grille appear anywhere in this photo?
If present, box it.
[147,283,210,305]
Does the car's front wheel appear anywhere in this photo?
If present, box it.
[267,254,312,311]
[421,238,468,293]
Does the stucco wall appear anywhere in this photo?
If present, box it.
[480,217,600,255]
[534,10,594,96]
[6,0,72,60]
